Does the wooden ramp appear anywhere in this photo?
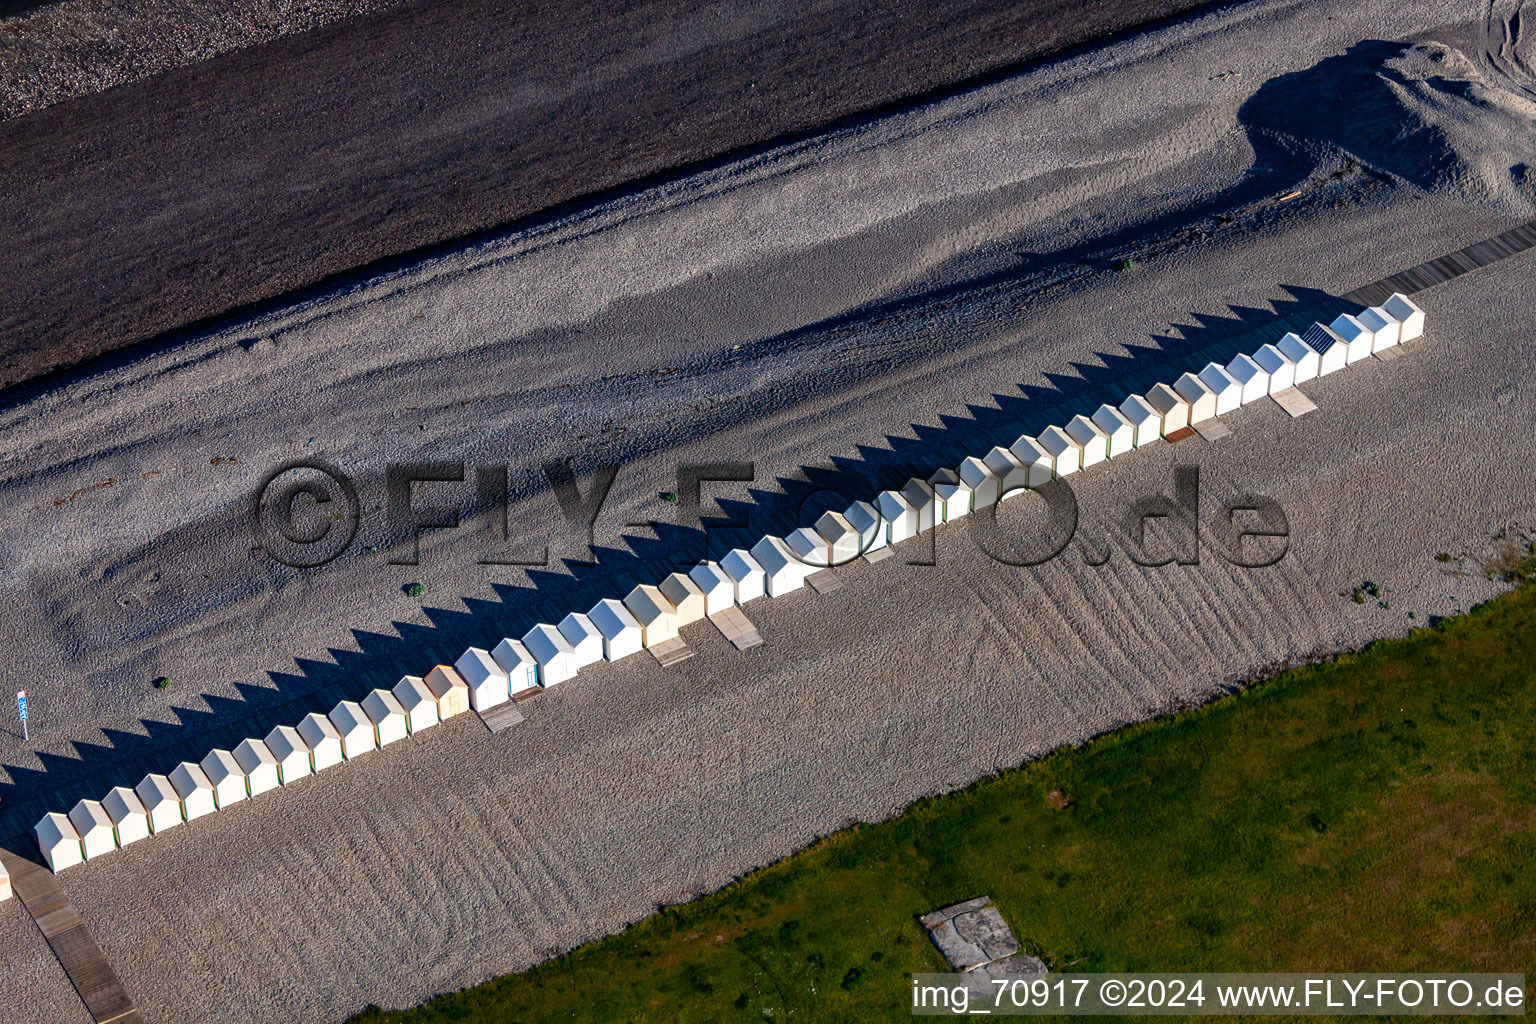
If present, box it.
[1271,388,1318,418]
[709,606,762,650]
[1192,418,1231,441]
[649,636,694,667]
[1,848,142,1024]
[806,570,843,594]
[478,700,525,733]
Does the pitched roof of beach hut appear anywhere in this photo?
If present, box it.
[135,773,184,833]
[558,612,607,668]
[264,725,314,784]
[721,547,769,601]
[297,712,345,770]
[1008,435,1055,486]
[424,664,473,715]
[1173,372,1218,422]
[624,583,683,643]
[357,687,408,746]
[491,638,542,694]
[1253,343,1296,393]
[659,572,708,624]
[1382,292,1425,341]
[102,786,151,847]
[199,748,249,806]
[68,799,117,860]
[169,760,219,819]
[958,456,1001,508]
[383,679,432,735]
[1036,426,1080,476]
[1145,382,1190,434]
[1198,362,1242,415]
[1118,393,1162,447]
[1225,352,1268,404]
[588,598,646,660]
[842,500,886,551]
[232,737,281,796]
[1091,404,1135,457]
[816,510,864,563]
[1276,332,1321,383]
[1302,322,1349,375]
[875,490,919,542]
[1064,415,1108,468]
[749,536,808,596]
[689,561,738,616]
[328,700,378,759]
[35,812,84,872]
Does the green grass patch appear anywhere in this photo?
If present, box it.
[353,583,1536,1023]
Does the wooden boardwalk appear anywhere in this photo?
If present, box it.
[709,606,763,650]
[1,848,142,1023]
[478,700,526,734]
[1344,220,1536,306]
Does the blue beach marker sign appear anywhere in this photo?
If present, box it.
[16,690,26,742]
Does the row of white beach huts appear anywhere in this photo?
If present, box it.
[23,293,1427,877]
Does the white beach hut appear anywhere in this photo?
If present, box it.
[1064,415,1108,468]
[1382,292,1425,341]
[721,547,769,602]
[455,646,513,708]
[68,799,117,860]
[659,571,708,624]
[525,626,577,687]
[624,583,683,643]
[199,749,249,806]
[815,511,864,564]
[0,862,7,901]
[1277,332,1321,383]
[393,675,442,733]
[1253,343,1297,394]
[958,456,1001,509]
[843,500,887,553]
[264,725,314,785]
[135,773,184,833]
[1198,362,1242,416]
[1009,435,1055,487]
[1356,305,1400,351]
[1036,426,1081,477]
[491,638,542,696]
[169,761,218,819]
[102,786,151,848]
[1174,372,1218,423]
[297,712,345,771]
[1118,394,1162,447]
[927,467,972,521]
[357,687,408,746]
[1225,353,1269,405]
[1091,404,1135,458]
[875,490,919,543]
[786,525,831,566]
[233,738,281,795]
[750,536,809,597]
[557,613,607,669]
[328,700,377,759]
[1328,313,1374,364]
[688,561,738,616]
[588,598,645,661]
[1303,323,1350,376]
[983,446,1029,500]
[901,478,939,532]
[35,812,83,872]
[424,664,473,716]
[1145,383,1191,435]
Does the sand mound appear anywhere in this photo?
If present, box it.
[1243,36,1536,216]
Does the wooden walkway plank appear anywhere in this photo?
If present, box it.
[0,848,141,1023]
[708,606,762,650]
